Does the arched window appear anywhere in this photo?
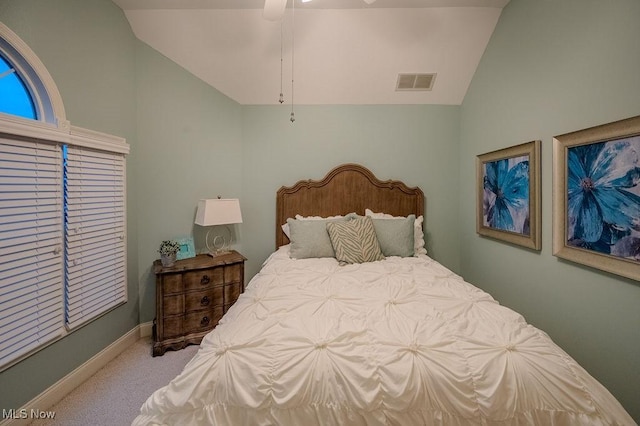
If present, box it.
[0,23,129,372]
[0,22,66,127]
[0,54,36,119]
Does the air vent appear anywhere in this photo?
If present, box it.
[396,73,436,91]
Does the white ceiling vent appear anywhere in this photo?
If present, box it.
[396,73,436,91]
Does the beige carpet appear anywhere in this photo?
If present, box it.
[30,337,199,426]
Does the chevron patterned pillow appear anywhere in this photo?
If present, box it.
[326,216,385,265]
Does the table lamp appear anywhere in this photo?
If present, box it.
[194,198,243,256]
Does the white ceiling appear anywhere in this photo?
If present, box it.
[112,0,510,105]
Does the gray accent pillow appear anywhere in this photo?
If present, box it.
[326,216,385,265]
[371,214,415,257]
[287,217,347,259]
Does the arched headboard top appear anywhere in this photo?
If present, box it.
[276,163,424,248]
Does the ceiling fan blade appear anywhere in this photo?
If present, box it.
[263,0,287,21]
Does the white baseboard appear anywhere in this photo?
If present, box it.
[0,322,154,426]
[139,320,153,338]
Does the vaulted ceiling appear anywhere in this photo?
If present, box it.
[112,0,510,105]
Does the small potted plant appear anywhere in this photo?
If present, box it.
[158,240,180,267]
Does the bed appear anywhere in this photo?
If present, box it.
[133,163,634,425]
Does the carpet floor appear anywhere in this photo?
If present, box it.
[30,337,199,426]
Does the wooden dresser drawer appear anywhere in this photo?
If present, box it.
[163,294,184,316]
[163,315,182,339]
[163,308,225,338]
[183,268,224,290]
[224,264,242,283]
[161,274,183,294]
[184,307,224,332]
[185,287,224,312]
[224,282,242,304]
[153,251,246,356]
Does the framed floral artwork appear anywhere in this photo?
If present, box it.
[553,115,640,280]
[476,140,541,250]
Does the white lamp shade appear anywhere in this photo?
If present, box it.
[195,199,243,226]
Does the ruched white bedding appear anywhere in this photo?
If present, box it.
[133,246,634,425]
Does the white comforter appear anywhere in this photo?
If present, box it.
[133,246,634,425]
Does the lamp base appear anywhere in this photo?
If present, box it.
[205,228,233,257]
[207,249,231,257]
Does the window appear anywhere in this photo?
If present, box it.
[64,145,126,329]
[0,23,129,371]
[0,138,64,367]
[0,54,36,119]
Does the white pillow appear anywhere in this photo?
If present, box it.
[295,214,350,221]
[281,223,291,239]
[365,209,427,255]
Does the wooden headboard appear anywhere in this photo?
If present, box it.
[276,163,424,248]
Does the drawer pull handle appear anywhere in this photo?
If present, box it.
[201,296,210,306]
[201,316,210,326]
[201,275,210,285]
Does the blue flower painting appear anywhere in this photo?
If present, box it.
[566,136,640,260]
[482,155,530,235]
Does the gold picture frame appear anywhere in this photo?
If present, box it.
[553,115,640,280]
[476,140,541,250]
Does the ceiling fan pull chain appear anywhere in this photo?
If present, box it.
[279,20,284,104]
[290,0,296,123]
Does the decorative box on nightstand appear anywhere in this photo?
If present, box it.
[152,250,246,356]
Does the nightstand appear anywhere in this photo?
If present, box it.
[152,250,246,356]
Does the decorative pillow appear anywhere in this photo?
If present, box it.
[287,217,347,259]
[365,209,427,255]
[281,223,291,239]
[282,213,357,240]
[295,214,353,221]
[326,216,385,265]
[371,215,415,257]
[413,215,426,255]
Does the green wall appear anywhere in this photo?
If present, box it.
[2,0,637,421]
[0,0,140,412]
[1,0,246,408]
[459,0,640,420]
[240,105,461,280]
[0,0,459,410]
[131,50,462,321]
[134,40,243,322]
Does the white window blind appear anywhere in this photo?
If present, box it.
[64,146,126,330]
[0,137,63,367]
[1,26,129,370]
